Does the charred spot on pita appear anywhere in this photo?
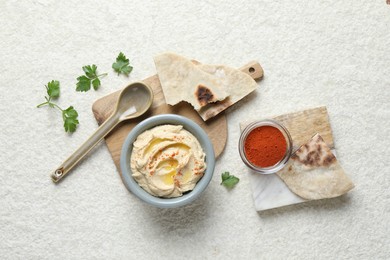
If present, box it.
[195,85,215,107]
[316,143,322,153]
[323,154,336,166]
[303,151,316,166]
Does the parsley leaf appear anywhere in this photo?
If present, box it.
[62,106,79,133]
[92,78,100,90]
[37,81,79,133]
[83,64,98,78]
[76,75,91,92]
[46,80,60,98]
[112,52,133,76]
[76,64,107,92]
[221,172,239,188]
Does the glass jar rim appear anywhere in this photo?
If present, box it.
[238,119,293,174]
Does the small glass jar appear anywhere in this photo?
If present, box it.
[239,119,293,174]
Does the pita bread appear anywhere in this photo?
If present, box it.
[196,64,258,120]
[154,52,258,112]
[154,52,228,110]
[276,133,354,200]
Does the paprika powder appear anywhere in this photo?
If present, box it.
[239,120,293,174]
[244,126,287,167]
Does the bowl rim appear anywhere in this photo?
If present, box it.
[120,114,215,208]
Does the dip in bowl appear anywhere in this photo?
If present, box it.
[120,114,215,208]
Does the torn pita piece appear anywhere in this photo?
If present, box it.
[154,52,258,120]
[277,133,354,200]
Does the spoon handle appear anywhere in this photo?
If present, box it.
[51,113,120,183]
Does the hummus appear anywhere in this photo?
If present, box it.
[130,124,206,198]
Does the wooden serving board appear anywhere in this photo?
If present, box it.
[239,106,335,211]
[92,61,263,176]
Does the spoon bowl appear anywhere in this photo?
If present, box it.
[51,82,153,183]
[116,82,153,121]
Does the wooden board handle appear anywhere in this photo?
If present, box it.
[242,61,264,80]
[194,59,263,80]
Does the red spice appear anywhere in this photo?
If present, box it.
[244,126,287,167]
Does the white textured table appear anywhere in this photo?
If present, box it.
[1,1,389,259]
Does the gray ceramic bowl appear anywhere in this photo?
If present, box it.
[120,114,215,208]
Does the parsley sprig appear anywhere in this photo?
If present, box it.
[112,52,133,76]
[221,172,240,188]
[76,64,107,92]
[37,80,79,133]
[39,55,136,133]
